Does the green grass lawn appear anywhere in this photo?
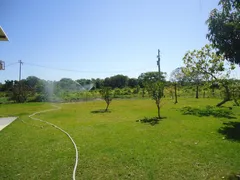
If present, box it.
[0,98,240,180]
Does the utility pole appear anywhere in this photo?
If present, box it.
[157,49,161,81]
[19,60,23,81]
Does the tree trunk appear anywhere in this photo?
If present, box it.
[212,86,215,97]
[174,83,178,104]
[142,88,145,98]
[157,104,160,119]
[216,99,229,107]
[233,98,240,106]
[216,85,230,107]
[203,90,206,98]
[232,89,239,106]
[195,84,199,99]
[170,90,173,99]
[105,102,109,112]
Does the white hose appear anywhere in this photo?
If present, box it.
[28,104,78,180]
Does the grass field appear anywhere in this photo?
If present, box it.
[0,98,240,180]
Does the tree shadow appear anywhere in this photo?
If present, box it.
[91,109,111,114]
[225,173,240,180]
[218,121,240,142]
[180,106,236,119]
[136,116,166,126]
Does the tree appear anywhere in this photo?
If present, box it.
[182,70,203,99]
[138,71,166,98]
[58,78,80,91]
[8,80,34,103]
[228,78,240,105]
[103,77,111,88]
[145,81,164,119]
[128,78,138,88]
[1,80,15,91]
[76,78,92,86]
[183,44,235,107]
[94,78,104,89]
[206,0,240,65]
[103,75,129,89]
[25,76,46,94]
[26,76,40,88]
[209,81,220,97]
[111,74,128,88]
[100,87,113,112]
[170,67,186,103]
[138,71,166,86]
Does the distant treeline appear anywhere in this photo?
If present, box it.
[0,72,239,103]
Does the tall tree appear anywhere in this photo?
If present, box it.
[58,78,79,91]
[183,70,203,99]
[228,78,240,106]
[26,76,40,88]
[128,78,138,88]
[8,80,34,103]
[104,75,129,89]
[206,0,240,65]
[1,80,14,91]
[25,76,46,94]
[170,67,186,103]
[94,78,104,89]
[183,44,235,107]
[103,77,111,87]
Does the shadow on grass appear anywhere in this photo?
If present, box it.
[218,121,240,142]
[91,109,111,114]
[180,106,236,119]
[136,117,166,126]
[226,173,240,180]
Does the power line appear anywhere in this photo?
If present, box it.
[24,62,150,74]
[5,62,18,67]
[24,62,91,73]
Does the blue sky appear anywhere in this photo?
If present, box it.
[0,0,229,82]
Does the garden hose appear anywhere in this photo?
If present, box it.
[28,104,78,180]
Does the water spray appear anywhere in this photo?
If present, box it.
[74,81,94,91]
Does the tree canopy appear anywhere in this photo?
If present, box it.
[206,0,240,65]
[170,67,189,85]
[183,44,235,82]
[183,44,236,106]
[103,74,129,89]
[100,87,113,112]
[138,71,166,88]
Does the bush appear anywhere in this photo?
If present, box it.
[27,94,47,102]
[114,88,122,98]
[0,97,9,104]
[122,88,132,95]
